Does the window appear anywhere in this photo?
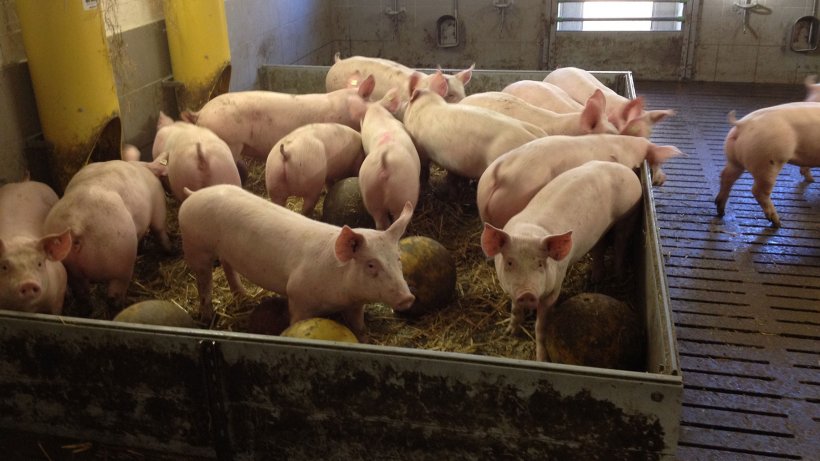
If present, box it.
[557,1,685,32]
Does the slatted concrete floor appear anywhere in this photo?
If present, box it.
[637,81,820,460]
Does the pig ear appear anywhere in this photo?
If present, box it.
[335,226,366,262]
[456,63,475,85]
[541,231,572,261]
[41,229,72,262]
[408,72,424,95]
[357,74,376,99]
[380,88,402,114]
[621,97,645,123]
[157,111,173,128]
[648,109,675,124]
[580,90,606,132]
[428,72,449,98]
[481,223,509,258]
[144,157,169,177]
[386,201,414,240]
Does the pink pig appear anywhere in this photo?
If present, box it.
[182,75,376,160]
[403,73,545,180]
[359,89,421,230]
[326,53,474,104]
[178,184,415,338]
[804,75,820,102]
[478,134,681,228]
[0,180,72,314]
[481,161,643,362]
[543,67,676,137]
[501,80,584,114]
[42,160,173,304]
[151,111,241,202]
[265,123,365,216]
[716,103,820,227]
[460,89,618,136]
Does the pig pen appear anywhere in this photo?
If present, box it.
[0,68,682,460]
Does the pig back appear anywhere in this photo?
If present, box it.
[326,55,415,100]
[0,181,59,237]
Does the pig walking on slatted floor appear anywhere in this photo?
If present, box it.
[0,180,72,314]
[178,185,415,340]
[265,123,365,216]
[481,161,643,362]
[715,103,820,227]
[43,160,173,306]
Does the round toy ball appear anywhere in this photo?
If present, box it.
[544,293,645,371]
[113,299,198,328]
[321,177,374,228]
[281,318,359,343]
[397,236,457,316]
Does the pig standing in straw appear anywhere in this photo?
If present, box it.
[179,185,415,339]
[0,180,72,314]
[715,102,820,227]
[481,161,642,361]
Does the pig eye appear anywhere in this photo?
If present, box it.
[0,263,7,272]
[366,260,379,277]
[506,259,514,270]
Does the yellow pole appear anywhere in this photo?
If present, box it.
[16,0,122,192]
[164,0,232,112]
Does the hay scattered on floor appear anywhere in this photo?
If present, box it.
[64,159,638,362]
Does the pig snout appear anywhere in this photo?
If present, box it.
[18,280,42,299]
[515,291,539,311]
[391,292,416,311]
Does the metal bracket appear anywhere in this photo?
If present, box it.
[200,339,233,461]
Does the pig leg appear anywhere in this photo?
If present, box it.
[535,304,549,362]
[714,161,744,217]
[374,213,391,232]
[506,302,526,335]
[341,304,367,342]
[149,193,173,253]
[221,260,246,297]
[800,166,814,183]
[750,167,783,227]
[183,244,217,322]
[300,193,321,217]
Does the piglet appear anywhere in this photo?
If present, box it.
[152,111,241,202]
[326,53,474,104]
[477,134,681,228]
[543,67,675,137]
[460,89,618,136]
[178,184,415,339]
[43,160,173,305]
[716,103,820,227]
[265,123,365,216]
[804,75,820,102]
[0,181,72,314]
[359,89,421,230]
[481,161,643,362]
[403,73,544,180]
[182,74,376,160]
[501,80,584,114]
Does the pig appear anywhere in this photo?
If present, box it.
[178,184,415,339]
[265,123,365,216]
[0,181,72,314]
[481,161,643,361]
[181,74,376,161]
[42,160,173,304]
[359,89,421,230]
[326,53,474,105]
[501,80,584,114]
[477,134,681,228]
[715,103,820,227]
[543,67,676,137]
[151,111,241,202]
[403,72,545,180]
[804,74,820,102]
[460,89,618,136]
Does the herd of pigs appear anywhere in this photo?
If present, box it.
[2,54,819,362]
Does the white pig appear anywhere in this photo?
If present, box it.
[0,181,72,314]
[481,161,643,361]
[403,73,545,180]
[501,80,584,114]
[359,89,421,230]
[543,67,676,137]
[716,103,820,227]
[460,89,618,136]
[804,75,820,102]
[151,111,241,202]
[182,75,376,160]
[265,123,365,216]
[326,53,474,104]
[478,134,681,228]
[43,160,173,304]
[178,184,415,339]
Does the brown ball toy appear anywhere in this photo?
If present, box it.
[397,236,457,316]
[321,177,375,229]
[544,293,645,371]
[113,300,198,328]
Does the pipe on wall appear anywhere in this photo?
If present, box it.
[16,0,122,192]
[163,0,232,112]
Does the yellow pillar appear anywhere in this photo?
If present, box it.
[16,0,122,192]
[164,0,232,112]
